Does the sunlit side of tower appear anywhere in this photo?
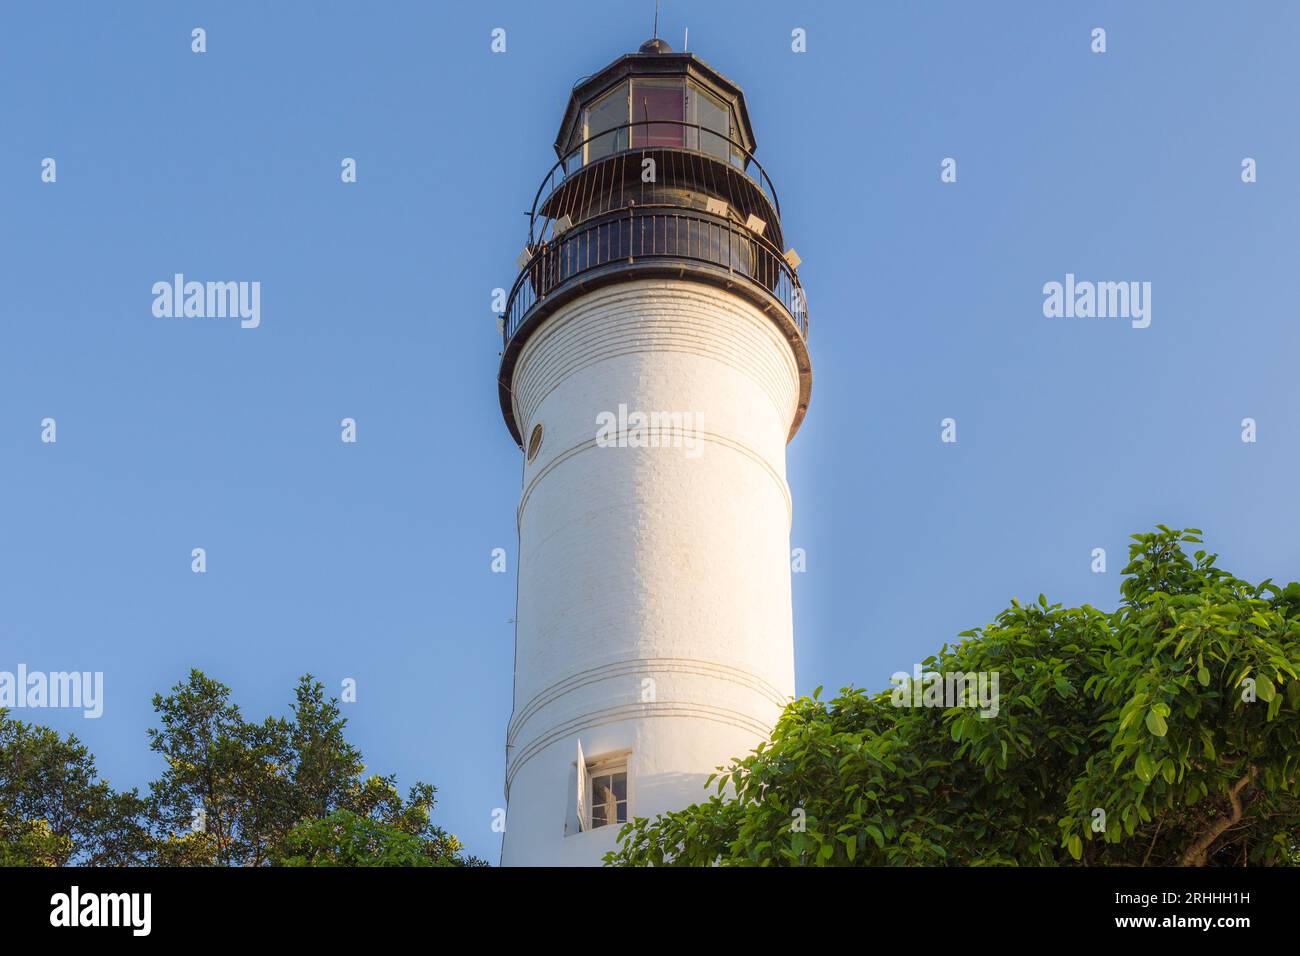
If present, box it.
[497,38,811,866]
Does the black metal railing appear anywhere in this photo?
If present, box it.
[502,206,809,347]
[527,120,782,246]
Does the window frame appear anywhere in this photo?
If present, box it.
[685,81,734,161]
[581,81,631,165]
[571,746,632,834]
[586,765,628,830]
[572,77,743,169]
[629,77,686,149]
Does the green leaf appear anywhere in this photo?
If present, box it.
[1145,710,1168,737]
[1135,751,1156,783]
[1197,666,1210,687]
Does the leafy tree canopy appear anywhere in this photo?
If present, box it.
[1,672,483,867]
[607,527,1300,866]
[0,714,148,866]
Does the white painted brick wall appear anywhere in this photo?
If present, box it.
[501,279,802,866]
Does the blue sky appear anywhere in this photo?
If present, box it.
[2,1,1297,863]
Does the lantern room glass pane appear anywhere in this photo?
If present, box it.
[630,79,685,148]
[584,82,629,164]
[689,83,731,162]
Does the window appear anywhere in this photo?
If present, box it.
[588,767,628,829]
[630,79,684,148]
[687,83,731,162]
[571,743,630,834]
[583,82,629,163]
[526,423,543,463]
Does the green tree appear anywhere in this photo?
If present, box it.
[328,777,485,865]
[0,809,71,867]
[607,527,1300,866]
[0,711,149,865]
[279,810,435,867]
[145,670,283,865]
[277,786,483,867]
[2,671,479,867]
[146,670,481,866]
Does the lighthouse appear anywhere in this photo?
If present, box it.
[497,37,811,866]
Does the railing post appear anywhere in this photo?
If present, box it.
[628,204,635,264]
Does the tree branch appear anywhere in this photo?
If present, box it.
[1180,767,1257,867]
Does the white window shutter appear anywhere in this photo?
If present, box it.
[575,740,589,832]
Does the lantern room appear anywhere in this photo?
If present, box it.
[556,38,753,169]
[497,38,811,448]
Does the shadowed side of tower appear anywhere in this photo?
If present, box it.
[498,38,811,866]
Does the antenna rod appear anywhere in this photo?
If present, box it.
[653,0,659,39]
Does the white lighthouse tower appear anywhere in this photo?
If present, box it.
[497,37,811,866]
